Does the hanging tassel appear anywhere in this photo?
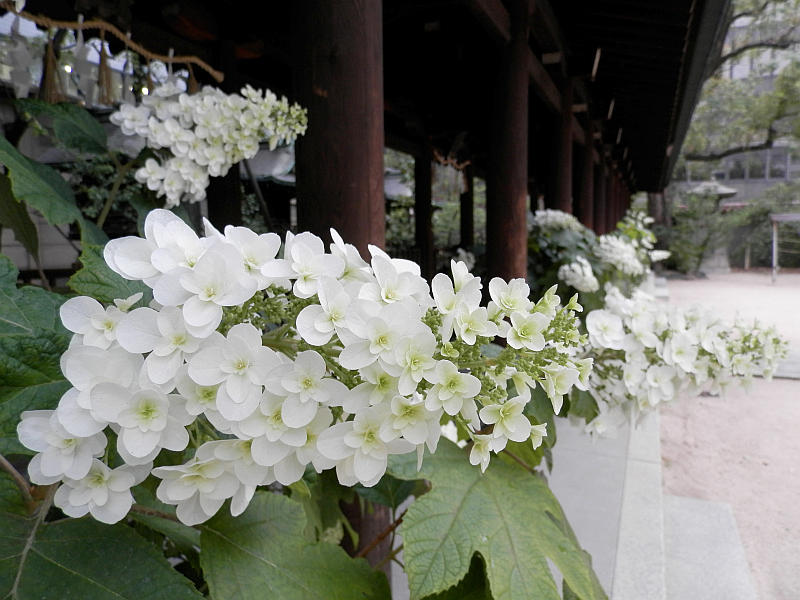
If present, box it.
[187,64,199,94]
[97,31,113,105]
[39,34,65,103]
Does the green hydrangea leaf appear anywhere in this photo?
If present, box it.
[354,472,420,510]
[0,135,81,226]
[0,257,70,454]
[200,492,390,600]
[393,441,607,600]
[16,99,107,155]
[68,244,151,305]
[0,511,203,599]
[0,175,39,264]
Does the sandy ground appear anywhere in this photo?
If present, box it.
[660,271,800,600]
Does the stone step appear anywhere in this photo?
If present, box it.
[663,495,758,600]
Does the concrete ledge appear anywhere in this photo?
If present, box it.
[611,412,666,600]
[549,418,630,592]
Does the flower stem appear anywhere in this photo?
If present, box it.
[130,503,180,522]
[355,509,406,559]
[0,452,34,508]
[374,544,403,570]
[96,155,134,229]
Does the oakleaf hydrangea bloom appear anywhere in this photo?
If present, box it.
[530,209,583,232]
[21,209,588,525]
[110,85,307,207]
[579,285,787,435]
[557,257,599,293]
[594,235,644,276]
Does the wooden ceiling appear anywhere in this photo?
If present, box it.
[16,0,730,191]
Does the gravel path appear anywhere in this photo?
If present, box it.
[660,271,800,600]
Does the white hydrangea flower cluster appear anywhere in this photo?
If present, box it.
[18,209,588,526]
[530,209,584,232]
[649,249,671,263]
[110,84,307,207]
[557,257,599,293]
[594,234,645,276]
[582,285,787,436]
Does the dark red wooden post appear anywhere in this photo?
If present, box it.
[415,152,435,279]
[460,163,474,248]
[555,79,574,213]
[577,131,594,229]
[486,0,530,280]
[293,0,385,256]
[605,170,616,233]
[207,41,242,228]
[594,161,607,234]
[293,2,390,573]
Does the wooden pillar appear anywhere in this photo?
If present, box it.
[594,162,607,234]
[555,79,574,213]
[647,192,666,226]
[460,163,474,248]
[207,41,242,228]
[415,152,435,280]
[577,134,595,229]
[486,0,529,280]
[621,182,630,218]
[605,171,617,233]
[293,0,385,256]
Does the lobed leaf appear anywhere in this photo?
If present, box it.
[200,492,390,600]
[16,99,107,155]
[0,257,70,454]
[393,441,607,600]
[0,135,81,226]
[0,512,202,600]
[68,244,151,305]
[0,175,39,264]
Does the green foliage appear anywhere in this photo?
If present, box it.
[200,492,390,600]
[0,135,82,226]
[727,181,800,268]
[662,192,751,273]
[0,472,27,516]
[0,511,203,600]
[682,0,800,163]
[0,174,39,264]
[392,442,607,600]
[0,257,70,454]
[68,244,151,305]
[16,99,108,155]
[354,472,423,510]
[423,555,491,600]
[528,223,597,298]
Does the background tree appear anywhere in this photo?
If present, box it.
[680,0,800,165]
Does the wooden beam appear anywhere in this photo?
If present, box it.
[527,51,560,112]
[530,0,569,55]
[464,0,510,44]
[466,0,562,113]
[542,52,562,64]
